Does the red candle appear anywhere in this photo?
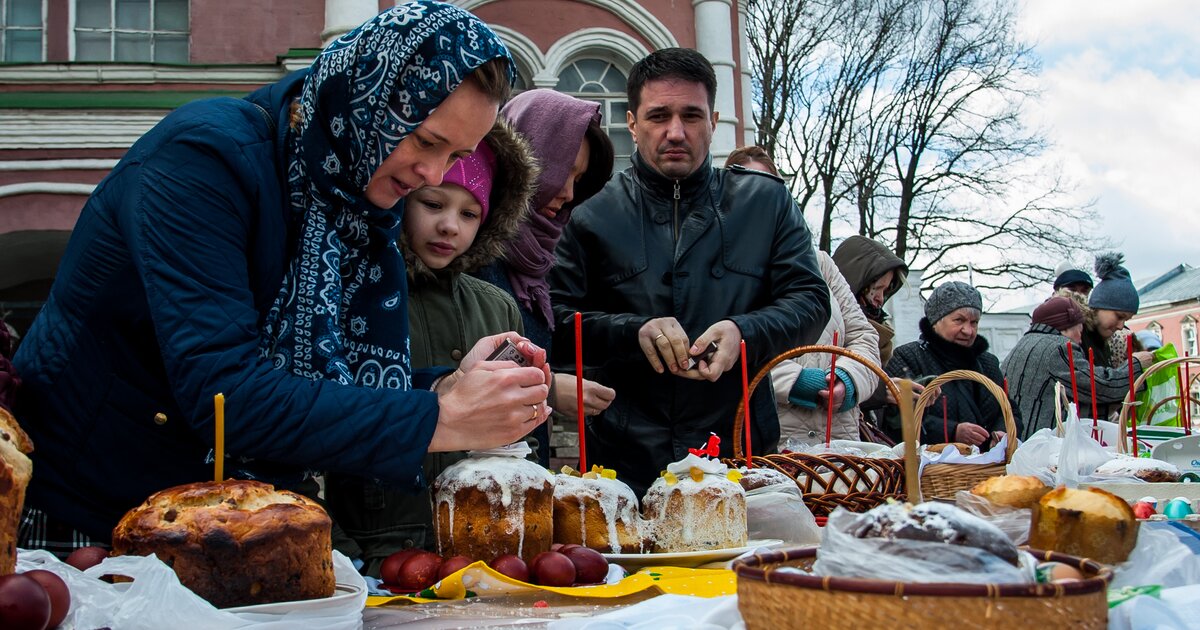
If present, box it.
[1066,342,1080,417]
[942,395,949,443]
[1128,342,1139,456]
[825,331,839,448]
[574,312,586,471]
[1003,378,1009,398]
[1088,348,1099,441]
[740,340,752,468]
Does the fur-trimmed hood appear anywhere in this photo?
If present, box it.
[402,118,538,279]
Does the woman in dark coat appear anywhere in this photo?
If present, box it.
[13,2,551,550]
[884,282,1022,446]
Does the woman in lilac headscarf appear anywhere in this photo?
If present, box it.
[475,89,615,464]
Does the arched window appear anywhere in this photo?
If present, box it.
[1183,316,1198,356]
[555,58,634,164]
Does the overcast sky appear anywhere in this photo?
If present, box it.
[1016,0,1200,297]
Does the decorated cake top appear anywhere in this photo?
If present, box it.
[656,435,743,488]
[1094,454,1180,476]
[434,442,554,508]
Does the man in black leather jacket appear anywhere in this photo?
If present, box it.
[549,48,831,495]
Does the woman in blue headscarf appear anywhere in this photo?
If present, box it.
[14,1,550,552]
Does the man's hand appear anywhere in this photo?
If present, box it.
[954,422,990,446]
[429,361,551,452]
[680,320,743,382]
[553,373,616,417]
[637,318,693,374]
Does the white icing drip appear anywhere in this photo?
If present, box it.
[1095,455,1180,476]
[433,454,552,556]
[554,474,642,553]
[643,472,746,551]
[666,453,727,476]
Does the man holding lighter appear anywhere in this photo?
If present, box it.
[550,48,830,494]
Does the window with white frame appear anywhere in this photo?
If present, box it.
[1183,317,1197,356]
[74,0,188,63]
[2,0,44,62]
[555,58,634,164]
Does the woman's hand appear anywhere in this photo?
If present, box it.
[552,373,616,417]
[885,378,931,406]
[428,361,550,452]
[457,332,550,385]
[817,379,847,412]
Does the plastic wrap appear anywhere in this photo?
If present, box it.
[16,548,366,629]
[953,490,1031,544]
[745,483,821,545]
[810,507,1035,584]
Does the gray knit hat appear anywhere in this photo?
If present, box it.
[1088,252,1139,313]
[925,281,983,323]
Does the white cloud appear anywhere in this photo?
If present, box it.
[1017,0,1200,289]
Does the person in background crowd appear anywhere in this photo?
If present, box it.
[1078,253,1144,369]
[13,3,553,552]
[551,48,831,495]
[884,282,1021,446]
[1135,329,1164,351]
[831,236,927,442]
[723,148,881,444]
[473,89,617,466]
[327,119,537,575]
[1004,296,1147,438]
[724,145,779,175]
[0,318,18,412]
[1053,262,1094,298]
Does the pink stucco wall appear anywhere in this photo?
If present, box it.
[190,0,325,63]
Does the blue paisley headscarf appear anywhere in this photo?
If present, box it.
[260,1,514,390]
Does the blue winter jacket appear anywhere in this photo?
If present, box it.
[14,70,445,541]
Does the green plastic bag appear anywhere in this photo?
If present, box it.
[1138,343,1182,426]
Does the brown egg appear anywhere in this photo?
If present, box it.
[1037,561,1083,583]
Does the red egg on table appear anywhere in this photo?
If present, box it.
[23,570,70,629]
[563,546,609,585]
[437,555,474,580]
[530,551,575,587]
[0,573,52,630]
[396,551,444,592]
[64,546,109,572]
[489,554,529,583]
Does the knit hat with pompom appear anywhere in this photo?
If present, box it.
[1087,252,1139,313]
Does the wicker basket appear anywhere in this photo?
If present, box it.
[910,369,1019,501]
[734,547,1111,630]
[1116,356,1200,454]
[727,345,906,517]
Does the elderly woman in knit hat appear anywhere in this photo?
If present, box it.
[883,281,1021,446]
[1003,296,1146,439]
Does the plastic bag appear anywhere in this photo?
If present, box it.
[1109,525,1200,591]
[745,483,821,545]
[1006,428,1060,486]
[16,548,366,629]
[1140,343,1182,426]
[953,491,1031,545]
[1058,416,1120,487]
[810,507,1035,584]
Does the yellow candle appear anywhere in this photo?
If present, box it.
[214,393,225,482]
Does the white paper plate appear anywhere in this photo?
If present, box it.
[602,539,784,569]
[220,580,366,614]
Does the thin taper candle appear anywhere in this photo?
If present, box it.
[214,393,225,482]
[574,312,586,471]
[741,340,752,468]
[1128,342,1139,456]
[1088,348,1099,441]
[1066,341,1080,417]
[825,332,839,448]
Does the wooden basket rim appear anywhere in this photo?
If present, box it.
[1116,356,1200,453]
[911,369,1019,462]
[733,344,901,458]
[732,546,1112,597]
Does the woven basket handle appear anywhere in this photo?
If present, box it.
[911,369,1019,463]
[1117,356,1200,454]
[732,344,901,458]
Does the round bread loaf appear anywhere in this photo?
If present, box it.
[433,454,554,564]
[970,475,1050,510]
[553,473,646,553]
[1027,486,1139,564]
[1094,455,1180,483]
[737,467,795,492]
[0,407,33,575]
[112,479,335,608]
[849,501,1020,566]
[643,454,746,553]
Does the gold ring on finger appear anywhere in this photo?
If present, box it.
[654,333,666,343]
